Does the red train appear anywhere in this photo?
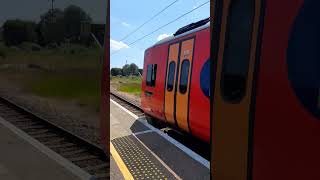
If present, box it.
[100,1,109,154]
[141,18,211,143]
[211,0,320,179]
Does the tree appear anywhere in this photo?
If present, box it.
[38,8,65,45]
[122,64,130,76]
[128,63,139,76]
[122,63,139,76]
[110,68,122,76]
[3,20,37,46]
[63,5,92,41]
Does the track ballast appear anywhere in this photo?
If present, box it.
[0,97,108,180]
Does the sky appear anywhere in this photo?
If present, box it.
[0,0,106,26]
[110,0,210,69]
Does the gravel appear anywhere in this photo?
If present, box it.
[0,77,101,146]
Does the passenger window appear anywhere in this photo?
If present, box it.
[146,64,152,86]
[221,0,255,102]
[151,64,157,86]
[179,59,190,94]
[167,62,176,91]
[200,59,210,98]
[146,64,157,87]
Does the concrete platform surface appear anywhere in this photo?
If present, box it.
[0,118,82,180]
[110,155,124,180]
[110,99,210,180]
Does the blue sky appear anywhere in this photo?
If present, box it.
[110,0,210,69]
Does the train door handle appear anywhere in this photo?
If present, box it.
[145,91,153,97]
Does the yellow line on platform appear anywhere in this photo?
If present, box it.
[110,142,134,180]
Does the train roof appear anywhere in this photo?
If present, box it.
[147,18,210,50]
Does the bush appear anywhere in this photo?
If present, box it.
[3,20,37,46]
[47,42,58,49]
[19,42,41,51]
[0,49,6,59]
[111,68,122,76]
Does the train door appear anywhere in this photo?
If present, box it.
[211,0,264,179]
[164,38,195,132]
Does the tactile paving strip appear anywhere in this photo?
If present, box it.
[111,135,175,180]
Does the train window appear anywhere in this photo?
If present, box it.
[167,62,176,91]
[179,59,190,94]
[287,0,320,119]
[200,59,210,98]
[151,64,157,86]
[220,0,255,103]
[146,64,153,86]
[147,64,157,87]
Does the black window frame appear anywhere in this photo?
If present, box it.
[167,61,176,91]
[179,59,190,94]
[146,64,157,87]
[151,64,157,86]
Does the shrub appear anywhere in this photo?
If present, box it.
[3,20,37,46]
[0,49,6,59]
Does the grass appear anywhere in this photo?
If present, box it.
[27,71,101,111]
[110,76,142,96]
[0,42,103,112]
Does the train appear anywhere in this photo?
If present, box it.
[101,1,109,154]
[141,18,211,143]
[104,0,320,178]
[211,0,320,179]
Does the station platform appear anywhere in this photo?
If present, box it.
[110,99,210,180]
[0,116,93,180]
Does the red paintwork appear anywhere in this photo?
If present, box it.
[189,28,210,142]
[100,1,109,154]
[141,27,210,142]
[252,0,320,179]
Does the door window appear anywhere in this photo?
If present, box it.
[221,0,255,103]
[167,62,176,91]
[179,59,190,94]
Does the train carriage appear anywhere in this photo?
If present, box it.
[211,0,320,179]
[101,2,109,154]
[141,18,211,142]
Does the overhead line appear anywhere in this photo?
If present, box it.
[127,1,209,46]
[119,0,180,41]
[111,1,210,56]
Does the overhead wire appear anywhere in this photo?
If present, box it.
[111,0,210,56]
[119,0,180,41]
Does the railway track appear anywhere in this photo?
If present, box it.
[110,91,210,161]
[0,97,108,180]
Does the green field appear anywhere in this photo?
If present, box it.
[0,42,103,112]
[110,76,142,96]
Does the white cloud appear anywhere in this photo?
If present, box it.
[110,39,130,51]
[193,5,197,9]
[121,22,130,27]
[157,33,173,41]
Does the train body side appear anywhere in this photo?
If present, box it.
[211,0,320,179]
[141,26,210,142]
